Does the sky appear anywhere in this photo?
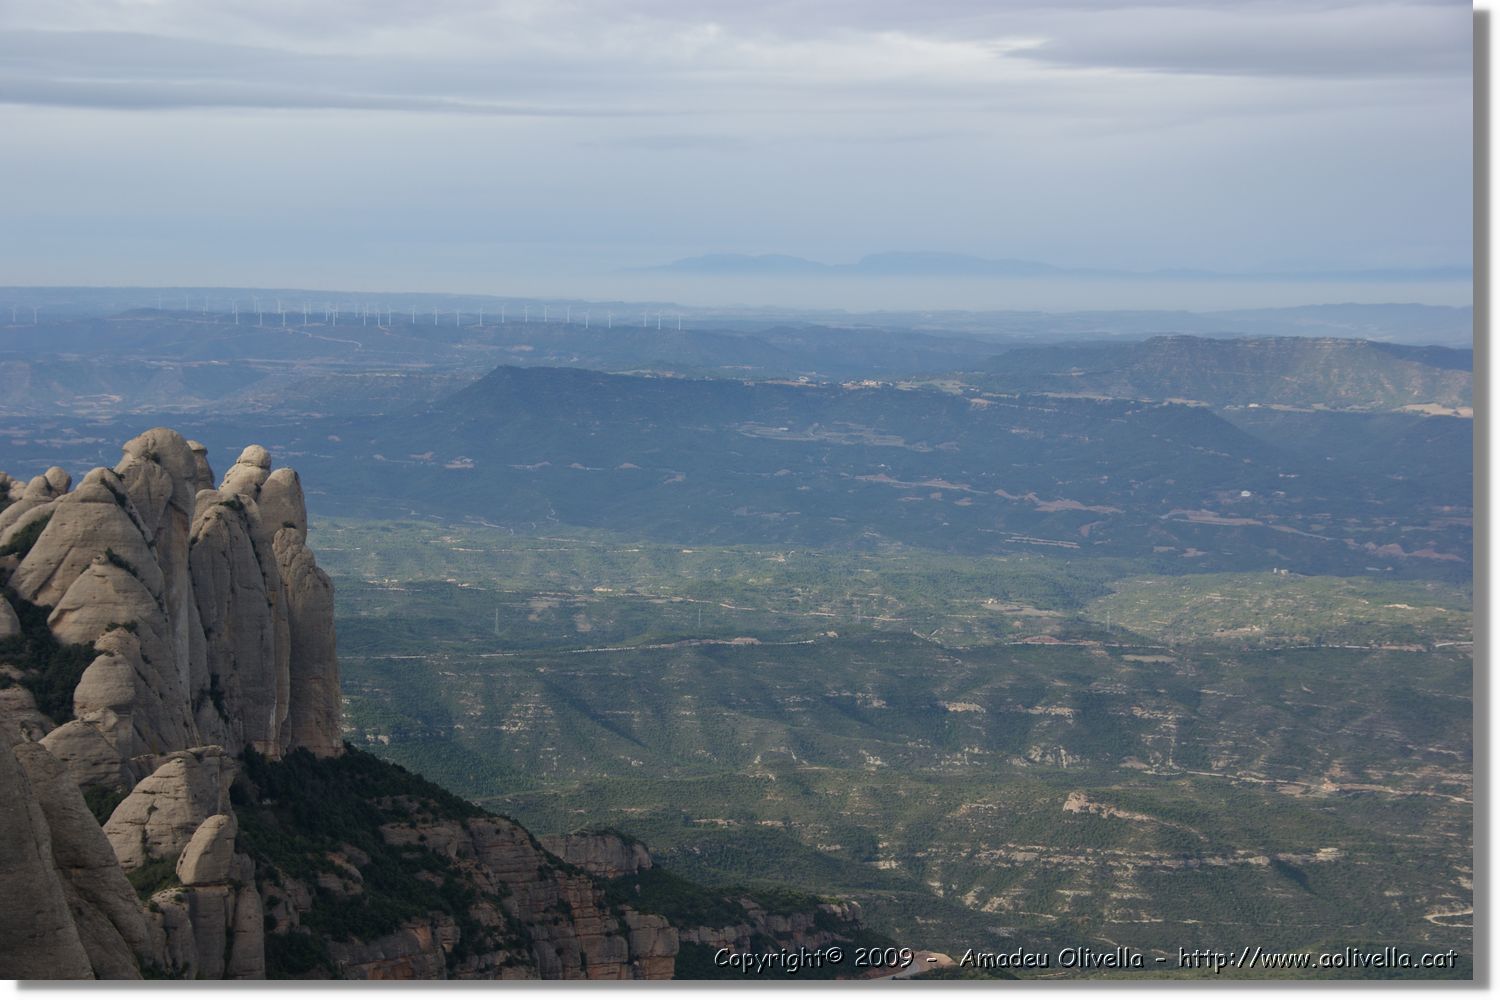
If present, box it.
[0,0,1475,310]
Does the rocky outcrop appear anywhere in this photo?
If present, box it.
[148,813,265,980]
[102,746,234,872]
[0,433,384,981]
[541,831,653,879]
[0,430,341,786]
[676,899,864,955]
[175,813,237,885]
[264,466,340,758]
[248,769,679,981]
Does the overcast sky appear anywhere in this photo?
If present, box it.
[0,0,1473,309]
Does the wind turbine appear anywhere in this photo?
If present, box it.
[565,305,571,325]
[501,305,506,324]
[32,306,38,324]
[455,308,460,327]
[232,300,239,324]
[583,311,589,329]
[478,307,484,326]
[607,311,612,329]
[543,305,549,323]
[524,305,529,323]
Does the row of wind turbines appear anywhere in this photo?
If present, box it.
[9,296,693,331]
[181,295,688,332]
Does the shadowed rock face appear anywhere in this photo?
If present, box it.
[0,737,94,979]
[12,740,153,979]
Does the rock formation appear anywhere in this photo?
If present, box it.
[0,430,872,980]
[0,431,341,979]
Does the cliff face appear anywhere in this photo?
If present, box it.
[0,430,872,980]
[0,429,340,780]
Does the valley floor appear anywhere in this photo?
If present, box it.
[319,519,1473,978]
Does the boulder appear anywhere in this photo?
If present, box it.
[219,446,272,497]
[257,468,307,536]
[175,814,237,886]
[102,747,234,871]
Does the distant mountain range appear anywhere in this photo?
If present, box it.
[631,252,1472,283]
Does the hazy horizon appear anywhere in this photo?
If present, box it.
[0,275,1475,317]
[0,0,1472,310]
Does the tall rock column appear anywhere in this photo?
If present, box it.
[189,491,287,757]
[113,429,211,758]
[259,468,342,757]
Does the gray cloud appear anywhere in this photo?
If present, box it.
[0,77,664,117]
[0,0,1472,302]
[0,4,1472,120]
[1015,3,1471,78]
